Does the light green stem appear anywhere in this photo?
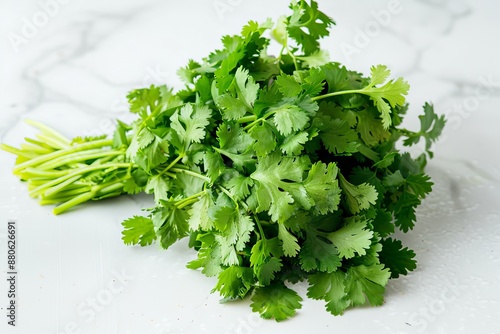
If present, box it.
[37,149,124,170]
[29,163,131,198]
[176,190,207,209]
[25,119,70,147]
[53,191,95,215]
[170,168,211,182]
[13,139,114,172]
[159,155,184,176]
[311,89,368,102]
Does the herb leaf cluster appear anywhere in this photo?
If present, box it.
[2,0,445,321]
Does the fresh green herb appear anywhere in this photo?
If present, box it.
[2,0,445,321]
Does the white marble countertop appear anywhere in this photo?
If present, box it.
[1,0,500,333]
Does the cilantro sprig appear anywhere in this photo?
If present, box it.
[2,0,445,321]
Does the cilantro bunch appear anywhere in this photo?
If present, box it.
[2,0,445,321]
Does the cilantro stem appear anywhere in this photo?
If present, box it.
[311,89,369,102]
[254,215,267,240]
[286,46,300,71]
[177,199,198,209]
[164,171,177,178]
[176,190,207,209]
[43,186,91,199]
[276,29,299,71]
[53,191,95,214]
[169,168,211,182]
[25,119,70,147]
[36,133,69,150]
[37,149,124,170]
[24,137,55,150]
[52,176,129,214]
[94,182,126,197]
[20,144,53,155]
[276,45,287,67]
[140,103,185,129]
[243,119,262,131]
[21,168,69,179]
[158,154,185,176]
[40,196,79,206]
[237,115,257,124]
[29,163,132,198]
[43,175,83,198]
[12,138,114,173]
[357,144,380,162]
[243,109,277,131]
[1,144,38,159]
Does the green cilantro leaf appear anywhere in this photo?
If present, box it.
[392,191,420,232]
[251,122,277,156]
[217,67,259,119]
[404,103,446,157]
[406,173,433,198]
[213,266,254,299]
[301,67,326,96]
[152,200,191,249]
[170,103,212,149]
[145,174,170,203]
[226,174,254,201]
[307,271,349,315]
[177,59,202,84]
[186,233,224,277]
[383,170,405,188]
[122,177,144,195]
[188,192,213,231]
[379,238,417,278]
[272,103,310,136]
[303,162,341,215]
[250,237,284,285]
[356,107,391,146]
[339,173,378,214]
[300,231,341,273]
[345,264,391,307]
[250,283,303,321]
[278,224,300,257]
[204,150,225,182]
[280,131,309,155]
[296,49,330,68]
[327,218,374,259]
[276,74,302,98]
[362,65,410,129]
[371,209,394,238]
[250,154,308,222]
[217,122,254,155]
[314,113,359,155]
[235,66,259,109]
[127,86,161,119]
[287,0,334,54]
[121,216,157,246]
